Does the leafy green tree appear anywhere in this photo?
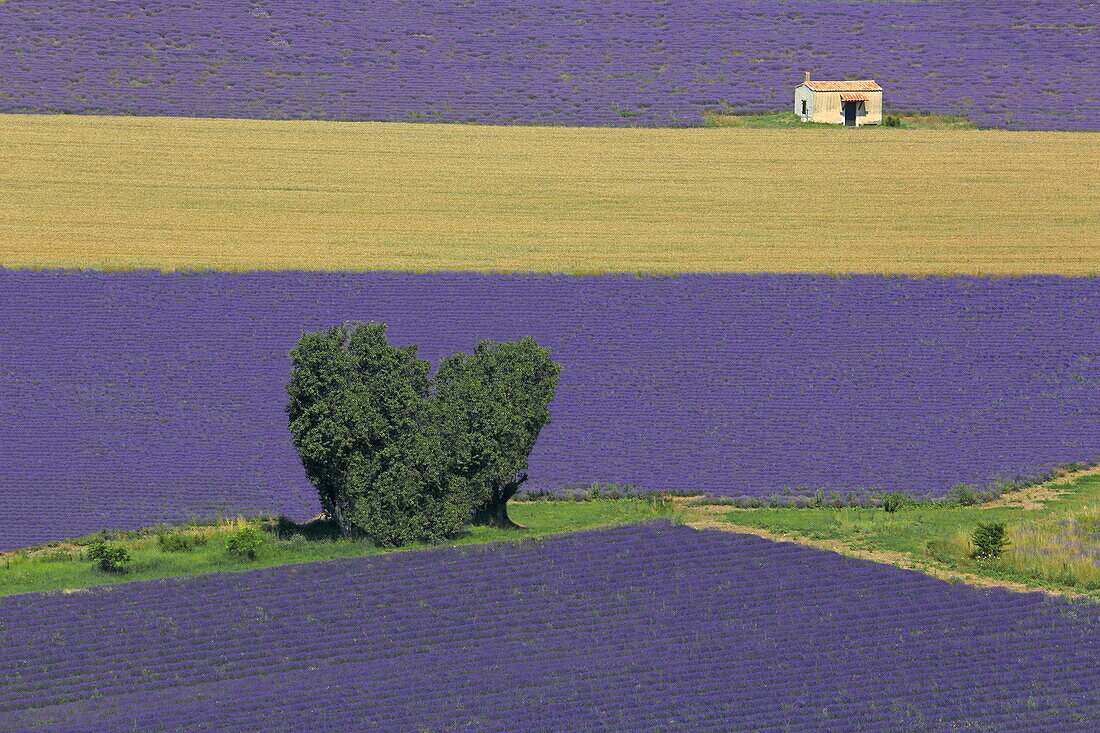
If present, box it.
[434,337,562,528]
[286,321,472,546]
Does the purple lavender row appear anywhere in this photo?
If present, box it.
[0,522,1096,730]
[0,1,1096,130]
[1,270,1098,550]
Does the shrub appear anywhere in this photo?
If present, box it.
[882,492,907,513]
[948,483,981,506]
[884,114,901,127]
[226,527,265,560]
[157,532,206,552]
[971,522,1009,560]
[87,542,131,573]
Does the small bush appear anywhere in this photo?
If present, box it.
[87,542,131,573]
[157,532,206,552]
[882,492,907,513]
[40,550,74,563]
[971,521,1009,560]
[948,483,981,506]
[884,114,901,127]
[226,527,265,560]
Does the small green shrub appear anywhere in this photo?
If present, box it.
[39,550,74,563]
[882,492,907,513]
[225,527,265,560]
[157,532,207,552]
[884,115,901,127]
[86,542,131,573]
[970,521,1009,560]
[948,483,981,506]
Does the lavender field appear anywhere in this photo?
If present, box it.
[1,270,1098,550]
[0,0,1096,130]
[1,522,1096,730]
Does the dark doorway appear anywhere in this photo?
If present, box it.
[843,101,857,126]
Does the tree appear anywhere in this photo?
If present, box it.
[287,323,561,543]
[434,337,562,528]
[286,321,471,545]
[285,324,360,533]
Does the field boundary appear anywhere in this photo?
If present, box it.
[977,464,1100,510]
[680,508,1088,600]
[676,465,1100,601]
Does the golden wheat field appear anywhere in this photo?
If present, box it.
[0,113,1096,274]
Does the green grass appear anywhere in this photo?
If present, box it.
[0,498,679,598]
[882,112,978,130]
[717,473,1100,597]
[703,110,831,128]
[702,110,977,129]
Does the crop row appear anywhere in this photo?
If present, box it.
[1,270,1097,550]
[1,522,1097,730]
[0,1,1095,130]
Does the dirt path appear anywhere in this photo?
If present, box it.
[979,464,1100,510]
[673,468,1100,602]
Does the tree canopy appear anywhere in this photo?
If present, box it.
[286,322,560,546]
[435,337,562,528]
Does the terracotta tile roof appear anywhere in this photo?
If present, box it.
[803,80,882,92]
[839,93,869,102]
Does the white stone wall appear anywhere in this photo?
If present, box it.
[794,84,815,121]
[863,92,883,125]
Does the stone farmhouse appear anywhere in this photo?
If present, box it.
[795,72,883,126]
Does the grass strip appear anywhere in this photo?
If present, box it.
[0,498,679,598]
[707,472,1100,598]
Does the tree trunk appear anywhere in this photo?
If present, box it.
[322,480,356,538]
[471,473,528,529]
[329,499,356,537]
[320,472,357,537]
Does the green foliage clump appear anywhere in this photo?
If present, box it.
[948,483,982,506]
[286,321,561,547]
[970,521,1009,560]
[434,336,561,529]
[285,321,471,547]
[86,542,131,573]
[157,532,207,553]
[225,527,265,560]
[882,492,908,513]
[883,115,901,127]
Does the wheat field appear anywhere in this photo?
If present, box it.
[0,114,1096,274]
